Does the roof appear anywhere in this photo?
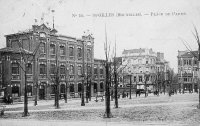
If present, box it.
[122,48,145,54]
[0,47,33,54]
[5,29,33,37]
[178,50,198,58]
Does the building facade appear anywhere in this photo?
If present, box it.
[0,24,105,101]
[121,48,170,92]
[177,50,198,93]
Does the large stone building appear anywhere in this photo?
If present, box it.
[0,24,105,101]
[177,50,198,93]
[121,48,170,92]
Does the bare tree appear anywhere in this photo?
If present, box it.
[10,32,41,116]
[48,55,60,109]
[103,25,112,118]
[180,25,200,108]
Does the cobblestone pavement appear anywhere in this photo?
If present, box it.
[0,93,200,126]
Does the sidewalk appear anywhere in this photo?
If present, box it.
[0,119,185,126]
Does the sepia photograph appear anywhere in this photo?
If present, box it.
[0,0,200,125]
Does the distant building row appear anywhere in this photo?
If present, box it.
[119,48,171,92]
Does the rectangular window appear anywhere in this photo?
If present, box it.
[40,64,46,74]
[184,60,186,65]
[87,65,92,75]
[12,63,19,74]
[60,65,65,75]
[78,66,82,75]
[50,44,56,54]
[189,60,191,65]
[100,68,103,75]
[40,43,45,53]
[87,49,91,61]
[60,46,65,55]
[184,78,187,82]
[77,48,82,58]
[94,67,98,75]
[50,64,56,74]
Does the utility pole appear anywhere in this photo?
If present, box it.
[129,75,132,99]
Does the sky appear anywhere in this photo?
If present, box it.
[0,0,200,73]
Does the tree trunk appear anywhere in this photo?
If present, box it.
[114,60,118,108]
[104,63,112,118]
[23,65,29,117]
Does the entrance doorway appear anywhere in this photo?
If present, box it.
[39,85,45,100]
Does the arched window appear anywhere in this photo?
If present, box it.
[69,65,74,75]
[60,84,65,94]
[51,85,56,94]
[69,47,74,57]
[12,86,19,97]
[100,82,104,92]
[69,84,74,92]
[60,45,65,56]
[27,85,32,96]
[78,83,82,92]
[94,83,97,93]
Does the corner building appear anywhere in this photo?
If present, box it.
[0,24,105,101]
[177,50,198,93]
